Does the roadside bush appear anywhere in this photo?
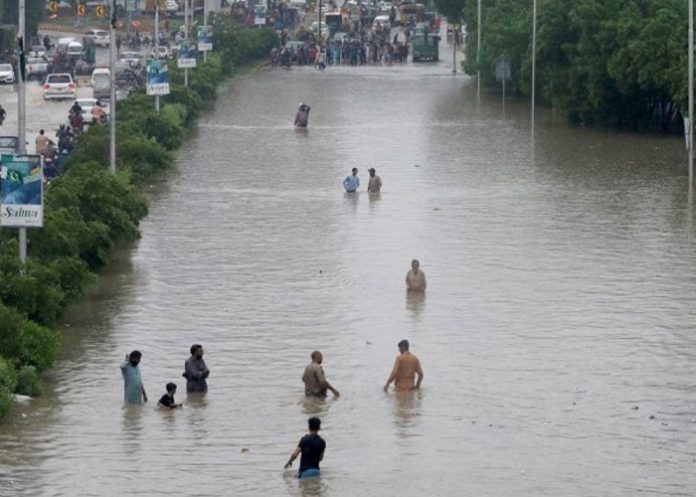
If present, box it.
[19,321,59,372]
[15,366,41,397]
[0,16,276,422]
[0,388,12,419]
[0,357,17,393]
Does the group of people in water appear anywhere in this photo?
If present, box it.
[120,261,427,479]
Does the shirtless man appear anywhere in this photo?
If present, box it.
[383,339,423,392]
[405,259,426,292]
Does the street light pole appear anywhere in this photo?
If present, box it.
[109,0,117,174]
[531,0,537,137]
[17,0,27,263]
[476,0,481,97]
[184,0,189,87]
[689,0,694,184]
[203,0,208,63]
[155,1,160,112]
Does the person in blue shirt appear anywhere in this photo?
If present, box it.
[120,350,148,405]
[343,168,360,192]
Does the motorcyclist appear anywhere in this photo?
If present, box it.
[91,100,106,124]
[69,101,82,118]
[69,107,84,133]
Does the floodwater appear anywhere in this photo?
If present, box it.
[2,52,696,497]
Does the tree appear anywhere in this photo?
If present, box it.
[434,0,467,24]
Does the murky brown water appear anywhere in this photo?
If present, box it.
[2,54,696,496]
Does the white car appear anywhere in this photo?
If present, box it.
[85,29,110,47]
[90,68,111,99]
[150,46,172,59]
[119,51,141,67]
[67,41,84,57]
[372,15,390,30]
[0,63,15,84]
[165,0,178,11]
[43,73,76,100]
[26,56,49,80]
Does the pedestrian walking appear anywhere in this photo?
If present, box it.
[183,344,210,393]
[120,350,148,404]
[405,259,426,292]
[302,350,340,398]
[383,339,423,392]
[284,417,326,479]
[367,167,382,192]
[0,104,6,126]
[343,168,360,192]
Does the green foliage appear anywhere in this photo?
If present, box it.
[15,366,41,397]
[0,16,273,421]
[19,323,59,372]
[434,0,466,24]
[0,357,17,393]
[464,0,686,131]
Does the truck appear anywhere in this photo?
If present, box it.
[411,31,439,62]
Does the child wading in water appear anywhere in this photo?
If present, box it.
[158,382,183,409]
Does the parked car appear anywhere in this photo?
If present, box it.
[26,56,49,80]
[85,29,110,47]
[43,73,76,100]
[90,68,111,99]
[119,51,141,67]
[0,64,15,84]
[0,136,19,155]
[149,46,172,59]
[372,15,390,30]
[165,0,178,11]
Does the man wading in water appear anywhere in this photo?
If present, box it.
[121,350,148,404]
[384,339,423,392]
[302,350,340,398]
[405,259,427,292]
[285,417,326,479]
[183,344,210,393]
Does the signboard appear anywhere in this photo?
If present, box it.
[146,58,170,96]
[495,59,511,81]
[77,4,86,16]
[254,5,267,25]
[177,39,197,68]
[95,5,106,17]
[197,26,213,51]
[48,1,58,14]
[0,154,43,228]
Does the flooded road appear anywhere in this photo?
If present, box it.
[2,57,696,496]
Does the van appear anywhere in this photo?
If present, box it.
[67,41,84,57]
[90,68,110,99]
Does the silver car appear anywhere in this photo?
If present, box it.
[0,64,15,84]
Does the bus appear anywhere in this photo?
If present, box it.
[399,3,425,25]
[411,31,439,62]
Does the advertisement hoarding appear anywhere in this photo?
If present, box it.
[254,5,267,25]
[177,39,197,68]
[0,154,43,228]
[146,58,170,96]
[197,26,213,51]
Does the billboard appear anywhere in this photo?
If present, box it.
[177,39,197,68]
[0,154,43,228]
[197,26,213,52]
[254,5,267,25]
[146,58,170,96]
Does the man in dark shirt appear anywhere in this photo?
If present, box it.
[284,417,326,479]
[183,344,210,393]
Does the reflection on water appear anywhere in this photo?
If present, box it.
[1,58,696,497]
[392,390,423,435]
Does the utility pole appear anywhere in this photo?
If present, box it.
[155,1,160,112]
[318,0,322,42]
[184,0,189,87]
[452,23,456,74]
[476,0,481,97]
[203,0,208,62]
[17,0,27,263]
[689,0,694,184]
[109,0,117,173]
[531,0,537,137]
